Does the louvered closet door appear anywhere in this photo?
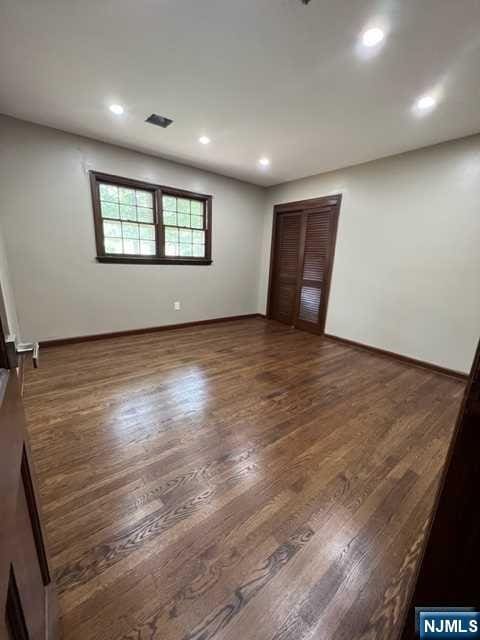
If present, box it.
[270,212,302,325]
[268,195,340,334]
[295,207,335,334]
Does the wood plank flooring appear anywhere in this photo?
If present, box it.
[23,318,465,640]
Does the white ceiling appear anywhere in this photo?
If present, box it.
[1,0,480,186]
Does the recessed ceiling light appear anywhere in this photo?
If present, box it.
[258,157,270,167]
[199,136,211,145]
[109,104,124,115]
[415,95,437,111]
[361,27,385,47]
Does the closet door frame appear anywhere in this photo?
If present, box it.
[266,194,342,334]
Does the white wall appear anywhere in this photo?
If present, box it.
[1,115,478,373]
[259,136,480,374]
[0,219,20,339]
[0,115,266,342]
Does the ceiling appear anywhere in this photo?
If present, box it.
[1,0,480,187]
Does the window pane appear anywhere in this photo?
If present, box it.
[104,237,123,254]
[165,227,178,243]
[177,212,190,227]
[192,230,204,244]
[101,201,120,219]
[139,224,155,240]
[177,198,190,213]
[122,222,139,239]
[179,229,192,243]
[163,210,176,226]
[179,244,193,257]
[123,238,140,254]
[103,220,122,238]
[137,207,154,223]
[191,215,203,229]
[191,200,203,215]
[165,242,178,256]
[140,240,156,255]
[100,184,118,203]
[136,190,153,208]
[96,176,209,261]
[119,187,136,205]
[119,204,137,221]
[193,243,205,257]
[163,195,176,211]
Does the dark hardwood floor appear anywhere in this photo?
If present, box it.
[22,318,464,640]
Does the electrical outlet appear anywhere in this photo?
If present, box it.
[174,301,181,311]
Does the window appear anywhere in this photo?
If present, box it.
[90,171,212,265]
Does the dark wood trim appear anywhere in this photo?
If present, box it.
[265,206,280,319]
[16,352,26,397]
[5,340,18,369]
[90,171,212,200]
[21,447,51,585]
[324,333,468,381]
[0,367,60,639]
[273,195,342,213]
[45,582,61,640]
[90,171,212,265]
[89,170,105,259]
[154,188,163,258]
[0,314,10,369]
[266,194,342,334]
[204,195,213,263]
[40,314,264,348]
[5,567,29,640]
[399,338,480,638]
[96,256,212,266]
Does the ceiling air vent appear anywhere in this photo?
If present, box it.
[145,113,173,128]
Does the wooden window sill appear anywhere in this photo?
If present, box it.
[96,256,212,266]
